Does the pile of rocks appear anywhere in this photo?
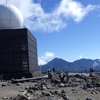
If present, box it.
[1,73,100,100]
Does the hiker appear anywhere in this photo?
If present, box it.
[48,69,52,79]
[52,67,55,73]
[59,70,65,83]
[89,67,94,77]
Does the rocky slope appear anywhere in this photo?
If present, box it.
[0,72,100,100]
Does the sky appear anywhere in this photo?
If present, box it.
[0,0,100,65]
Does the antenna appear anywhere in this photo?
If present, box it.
[6,0,7,4]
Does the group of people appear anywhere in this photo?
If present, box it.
[47,68,55,79]
[47,68,69,83]
[48,67,95,83]
[85,67,94,75]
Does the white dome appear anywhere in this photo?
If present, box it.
[0,4,23,29]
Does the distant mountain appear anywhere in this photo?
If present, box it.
[39,58,100,72]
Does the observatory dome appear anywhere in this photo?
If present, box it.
[0,4,23,29]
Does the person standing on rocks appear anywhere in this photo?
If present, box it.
[48,69,52,79]
[89,67,94,77]
[59,70,65,83]
[52,67,55,73]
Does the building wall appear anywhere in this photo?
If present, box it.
[0,28,38,74]
[27,29,38,72]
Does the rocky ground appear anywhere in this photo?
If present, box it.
[0,71,100,100]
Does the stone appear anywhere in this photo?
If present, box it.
[46,84,53,89]
[61,90,66,93]
[30,86,39,90]
[2,84,7,86]
[42,85,47,90]
[51,79,60,84]
[16,83,21,86]
[59,83,65,87]
[14,94,28,100]
[86,83,93,88]
[42,91,51,96]
[62,96,69,100]
[54,90,61,95]
[86,98,93,100]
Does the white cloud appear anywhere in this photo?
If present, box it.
[38,52,55,65]
[0,0,98,32]
[38,58,47,65]
[55,0,96,22]
[78,54,83,59]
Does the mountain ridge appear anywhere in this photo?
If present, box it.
[39,58,100,72]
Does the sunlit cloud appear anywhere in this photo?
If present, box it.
[0,0,99,32]
[38,52,55,65]
[54,0,96,22]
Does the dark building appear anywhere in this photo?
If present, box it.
[0,28,38,79]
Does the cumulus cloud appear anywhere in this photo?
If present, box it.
[0,0,98,32]
[38,52,55,65]
[55,0,97,22]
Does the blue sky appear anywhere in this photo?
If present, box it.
[1,0,100,65]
